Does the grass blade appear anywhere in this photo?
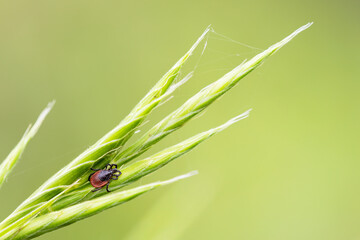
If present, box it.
[113,23,313,166]
[0,101,54,189]
[0,181,79,239]
[12,172,198,240]
[49,110,250,210]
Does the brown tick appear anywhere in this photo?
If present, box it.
[88,164,121,192]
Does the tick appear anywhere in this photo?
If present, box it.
[88,163,121,192]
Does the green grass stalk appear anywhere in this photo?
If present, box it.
[0,23,312,240]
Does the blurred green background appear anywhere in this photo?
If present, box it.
[0,0,359,239]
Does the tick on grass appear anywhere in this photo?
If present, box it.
[88,164,121,192]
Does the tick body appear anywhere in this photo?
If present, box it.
[88,164,121,192]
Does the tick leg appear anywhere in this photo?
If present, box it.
[92,188,102,192]
[108,164,117,169]
[88,172,95,181]
[111,176,118,180]
[113,170,122,176]
[106,182,111,192]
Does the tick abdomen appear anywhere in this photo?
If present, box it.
[90,171,111,188]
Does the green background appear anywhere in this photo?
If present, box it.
[0,0,359,239]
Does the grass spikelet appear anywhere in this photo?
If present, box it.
[0,101,54,189]
[0,27,210,231]
[112,23,313,166]
[0,23,312,240]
